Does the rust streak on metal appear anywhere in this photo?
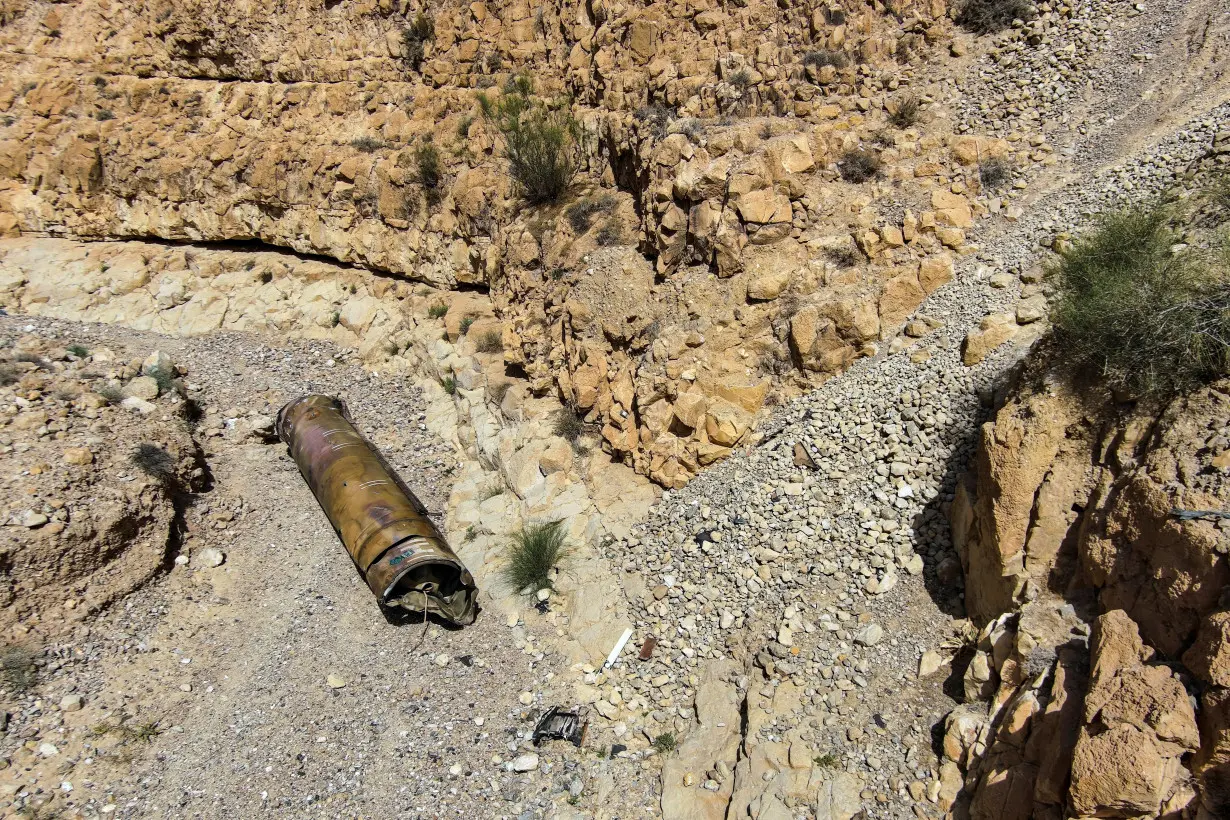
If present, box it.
[277,394,478,625]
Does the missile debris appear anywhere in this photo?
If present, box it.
[277,394,478,625]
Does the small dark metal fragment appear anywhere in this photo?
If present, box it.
[532,707,587,747]
[638,636,658,661]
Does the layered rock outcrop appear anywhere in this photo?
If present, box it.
[949,353,1230,818]
[0,0,1056,486]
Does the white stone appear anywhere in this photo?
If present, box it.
[512,753,540,772]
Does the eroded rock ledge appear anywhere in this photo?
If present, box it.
[947,352,1230,818]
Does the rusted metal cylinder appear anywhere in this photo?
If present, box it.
[276,394,478,625]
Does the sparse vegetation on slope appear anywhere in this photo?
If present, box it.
[401,12,434,71]
[1050,203,1230,396]
[479,76,577,204]
[501,521,568,594]
[956,0,1035,34]
[839,148,883,183]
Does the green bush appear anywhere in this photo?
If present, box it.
[428,303,449,319]
[501,520,569,594]
[727,69,752,91]
[956,0,1035,34]
[459,317,475,335]
[441,375,457,395]
[415,141,441,189]
[652,732,678,754]
[402,12,435,71]
[145,363,176,393]
[1050,204,1230,396]
[479,75,577,204]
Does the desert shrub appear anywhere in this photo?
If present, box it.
[727,69,753,91]
[459,317,475,335]
[401,12,435,71]
[351,136,384,152]
[13,351,45,367]
[330,310,341,327]
[671,118,704,142]
[553,408,584,443]
[803,49,848,70]
[441,375,457,395]
[501,520,568,594]
[595,222,621,246]
[634,104,675,138]
[652,732,678,754]
[0,363,18,386]
[455,115,474,140]
[145,363,176,393]
[956,0,1035,34]
[839,149,882,183]
[0,645,38,692]
[565,194,616,233]
[98,383,124,405]
[415,141,441,189]
[980,157,1015,189]
[823,246,861,268]
[131,443,176,482]
[428,303,449,319]
[475,330,502,353]
[889,96,921,129]
[95,108,114,121]
[1050,204,1230,396]
[479,75,577,204]
[66,344,89,358]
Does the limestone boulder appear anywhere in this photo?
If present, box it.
[735,189,792,225]
[704,398,753,447]
[961,313,1017,366]
[747,269,790,301]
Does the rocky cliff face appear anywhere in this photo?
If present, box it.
[949,353,1230,818]
[0,0,1060,487]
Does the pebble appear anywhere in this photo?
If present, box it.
[854,623,884,647]
[194,547,225,568]
[21,511,49,528]
[326,673,346,689]
[511,753,539,772]
[59,694,83,712]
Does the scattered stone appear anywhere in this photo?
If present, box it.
[854,623,884,647]
[193,547,225,568]
[512,753,540,772]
